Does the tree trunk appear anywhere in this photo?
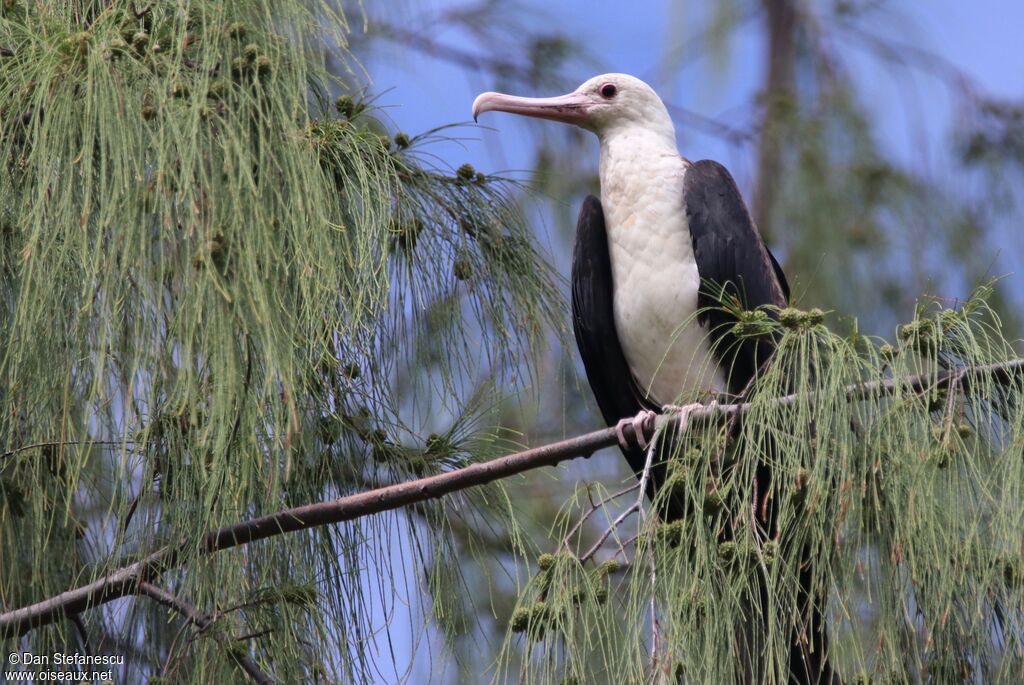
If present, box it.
[753,0,799,241]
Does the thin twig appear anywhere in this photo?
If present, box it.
[580,438,660,565]
[236,628,274,643]
[579,502,641,565]
[640,431,663,679]
[611,534,641,561]
[561,482,641,552]
[370,23,534,85]
[635,441,658,524]
[138,582,275,685]
[0,440,137,463]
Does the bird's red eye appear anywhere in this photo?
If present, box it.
[600,83,617,99]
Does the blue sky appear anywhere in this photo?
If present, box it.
[367,0,1023,173]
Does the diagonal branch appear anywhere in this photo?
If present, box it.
[560,482,640,553]
[2,357,1021,639]
[1,425,621,638]
[138,582,275,685]
[370,22,533,84]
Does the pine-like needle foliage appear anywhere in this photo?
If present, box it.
[0,1,561,682]
[499,288,1024,684]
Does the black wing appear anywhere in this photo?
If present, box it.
[571,196,654,477]
[685,164,839,681]
[684,160,789,395]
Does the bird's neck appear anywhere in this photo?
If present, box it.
[598,123,677,159]
[593,126,717,404]
[597,126,685,231]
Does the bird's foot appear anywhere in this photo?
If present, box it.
[663,401,716,432]
[614,410,657,452]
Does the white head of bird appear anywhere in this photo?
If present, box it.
[472,73,677,148]
[473,75,726,405]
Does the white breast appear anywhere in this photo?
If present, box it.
[599,132,725,406]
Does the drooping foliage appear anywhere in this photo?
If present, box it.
[499,288,1024,684]
[0,1,562,681]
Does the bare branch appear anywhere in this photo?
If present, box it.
[560,482,640,553]
[3,357,1021,639]
[1,423,620,638]
[0,440,137,463]
[138,582,275,685]
[371,22,529,83]
[579,501,641,565]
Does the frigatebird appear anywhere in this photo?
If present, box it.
[472,74,788,478]
[474,75,838,685]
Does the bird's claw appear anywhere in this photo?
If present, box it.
[662,401,715,432]
[614,410,657,452]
